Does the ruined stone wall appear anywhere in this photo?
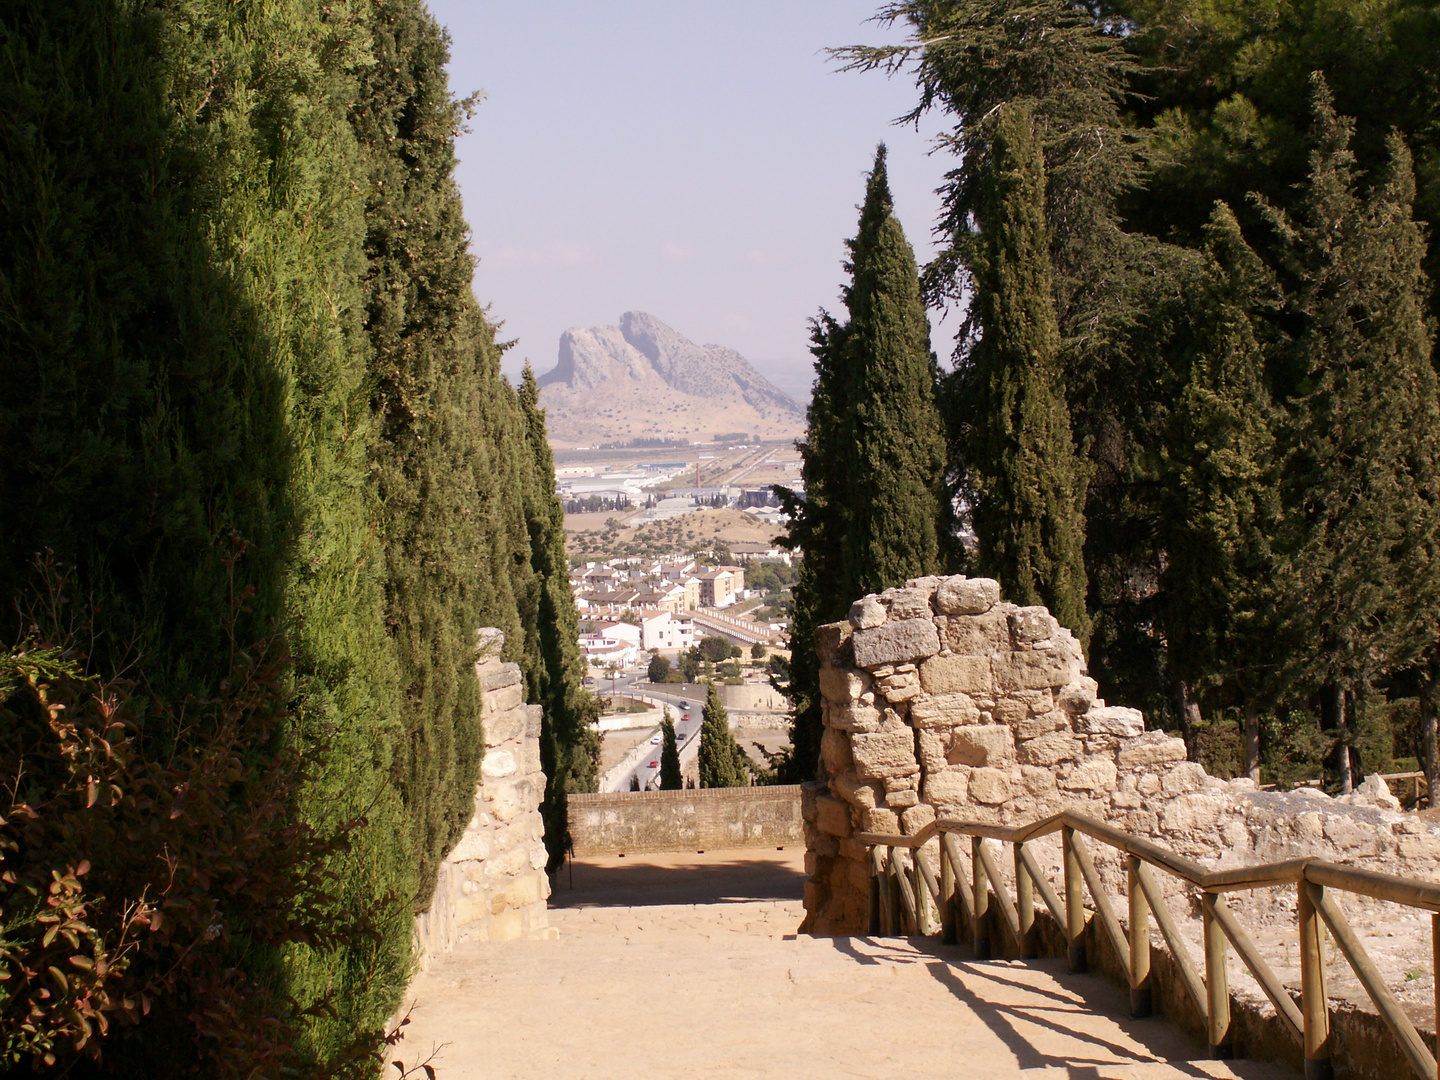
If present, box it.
[568,786,803,856]
[412,631,553,965]
[801,574,1440,934]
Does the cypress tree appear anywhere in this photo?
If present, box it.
[966,102,1090,639]
[1159,204,1287,779]
[775,145,949,781]
[698,683,748,788]
[839,145,951,598]
[1263,78,1440,790]
[659,707,683,790]
[518,364,601,864]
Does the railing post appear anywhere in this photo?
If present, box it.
[1299,881,1332,1080]
[868,847,881,936]
[1014,841,1035,959]
[1201,893,1232,1059]
[940,835,958,946]
[1063,824,1086,972]
[1127,854,1152,1018]
[912,851,930,936]
[972,835,991,960]
[887,847,903,935]
[1434,913,1439,1080]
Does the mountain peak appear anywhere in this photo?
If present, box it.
[536,313,804,447]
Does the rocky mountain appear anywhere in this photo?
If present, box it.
[537,312,805,447]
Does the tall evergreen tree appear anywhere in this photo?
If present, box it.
[965,102,1090,639]
[1263,78,1440,791]
[518,364,601,864]
[775,145,949,781]
[1159,204,1288,779]
[698,683,749,788]
[659,708,683,790]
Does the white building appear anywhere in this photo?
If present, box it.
[641,612,695,653]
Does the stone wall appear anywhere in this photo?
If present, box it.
[801,574,1440,934]
[569,786,804,856]
[412,631,553,966]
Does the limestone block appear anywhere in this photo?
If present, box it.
[1398,833,1440,859]
[1322,815,1366,849]
[1015,710,1068,740]
[1221,820,1253,854]
[481,749,517,779]
[882,773,917,792]
[877,672,921,702]
[488,681,525,714]
[1137,773,1161,796]
[917,730,949,773]
[948,724,1015,768]
[1020,765,1057,798]
[1059,757,1118,792]
[820,666,873,704]
[478,659,522,692]
[487,778,532,823]
[489,907,524,942]
[484,705,526,748]
[1161,793,1225,833]
[503,873,546,910]
[813,830,840,858]
[849,595,887,629]
[993,649,1070,692]
[924,769,970,811]
[1160,762,1208,794]
[839,837,868,863]
[863,806,901,834]
[816,795,853,838]
[1082,736,1120,756]
[1010,606,1059,646]
[935,576,1000,616]
[831,770,882,810]
[821,728,854,774]
[476,627,507,661]
[484,843,532,881]
[919,654,992,696]
[1111,789,1143,809]
[826,701,883,733]
[853,618,942,668]
[909,692,981,729]
[992,699,1028,725]
[1118,731,1189,769]
[1016,729,1082,767]
[448,829,492,863]
[887,788,920,809]
[905,575,942,595]
[801,778,824,822]
[1057,678,1100,714]
[902,803,936,834]
[520,738,543,776]
[1074,706,1145,738]
[942,611,1009,656]
[815,622,854,667]
[969,767,1012,805]
[882,586,934,621]
[523,703,543,739]
[1294,812,1324,841]
[851,728,919,780]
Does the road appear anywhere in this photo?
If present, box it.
[596,673,703,791]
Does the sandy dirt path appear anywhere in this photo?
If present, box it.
[389,851,1297,1080]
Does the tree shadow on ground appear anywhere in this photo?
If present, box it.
[552,851,806,908]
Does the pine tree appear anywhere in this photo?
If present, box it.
[775,145,949,781]
[659,708,683,790]
[966,102,1090,639]
[1262,78,1440,791]
[698,683,748,787]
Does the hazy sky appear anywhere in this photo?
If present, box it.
[425,1,956,402]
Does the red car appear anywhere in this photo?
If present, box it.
[648,760,659,769]
[682,713,691,722]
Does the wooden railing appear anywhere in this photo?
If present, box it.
[860,811,1440,1080]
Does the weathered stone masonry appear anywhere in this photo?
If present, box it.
[801,574,1440,935]
[568,786,803,857]
[412,630,553,965]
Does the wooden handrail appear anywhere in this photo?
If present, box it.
[860,806,1440,1079]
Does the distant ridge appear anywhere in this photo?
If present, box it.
[537,312,805,447]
